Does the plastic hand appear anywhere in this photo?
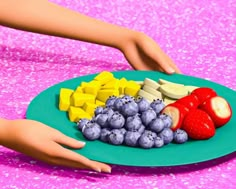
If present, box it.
[120,32,181,74]
[0,119,111,173]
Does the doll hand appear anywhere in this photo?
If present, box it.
[0,119,111,173]
[120,32,181,74]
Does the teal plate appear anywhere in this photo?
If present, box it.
[26,71,236,167]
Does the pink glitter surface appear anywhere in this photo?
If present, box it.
[0,0,236,188]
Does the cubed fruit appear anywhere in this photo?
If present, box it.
[124,80,141,97]
[82,102,99,116]
[83,80,101,95]
[94,71,114,85]
[59,88,74,111]
[119,77,128,94]
[68,106,91,122]
[75,86,84,93]
[95,99,105,106]
[96,89,119,102]
[101,78,120,90]
[71,92,96,107]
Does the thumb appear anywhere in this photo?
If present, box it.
[55,133,86,149]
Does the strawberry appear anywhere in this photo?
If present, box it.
[182,109,215,140]
[175,94,200,110]
[191,87,217,104]
[199,96,232,127]
[162,103,189,131]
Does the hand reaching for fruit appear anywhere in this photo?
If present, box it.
[0,119,111,173]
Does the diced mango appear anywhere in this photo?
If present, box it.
[83,80,101,95]
[71,93,96,107]
[68,106,91,122]
[59,88,74,111]
[83,102,99,116]
[75,86,84,93]
[96,89,119,102]
[102,78,120,90]
[95,99,105,106]
[94,71,114,85]
[124,80,141,97]
[119,77,128,95]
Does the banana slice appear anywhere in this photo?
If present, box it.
[138,89,159,102]
[159,83,188,99]
[163,96,176,106]
[142,85,162,99]
[185,85,199,94]
[144,78,160,89]
[158,78,184,86]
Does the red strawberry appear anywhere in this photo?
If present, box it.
[175,94,200,110]
[162,103,189,131]
[199,96,232,127]
[191,87,217,104]
[182,109,215,140]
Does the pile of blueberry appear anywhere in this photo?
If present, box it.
[77,95,188,149]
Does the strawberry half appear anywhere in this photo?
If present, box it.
[182,109,215,140]
[191,87,217,104]
[175,94,200,110]
[162,103,189,131]
[199,96,232,127]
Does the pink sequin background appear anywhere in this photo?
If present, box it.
[0,0,236,188]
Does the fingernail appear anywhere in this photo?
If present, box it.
[79,141,86,146]
[168,67,175,73]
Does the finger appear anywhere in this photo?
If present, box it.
[50,142,111,173]
[54,132,86,149]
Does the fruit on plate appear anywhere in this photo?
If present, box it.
[161,103,189,131]
[175,94,200,110]
[159,83,188,99]
[182,109,215,140]
[191,87,217,104]
[199,96,232,127]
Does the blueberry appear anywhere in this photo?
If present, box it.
[108,111,125,129]
[148,118,165,133]
[173,129,188,144]
[158,128,174,145]
[141,108,157,126]
[125,114,142,131]
[122,95,135,102]
[135,97,150,112]
[150,99,165,114]
[138,133,155,149]
[124,131,141,147]
[105,96,117,108]
[102,107,114,118]
[121,100,139,117]
[113,97,125,111]
[137,124,146,134]
[107,129,124,145]
[120,128,127,135]
[95,113,109,127]
[154,137,164,148]
[100,128,111,142]
[82,121,101,141]
[94,106,104,116]
[76,118,90,131]
[143,130,157,140]
[158,113,173,128]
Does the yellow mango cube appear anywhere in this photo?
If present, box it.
[96,89,119,102]
[119,77,128,95]
[83,102,99,116]
[102,78,120,90]
[68,106,91,122]
[94,71,114,85]
[59,88,74,111]
[83,80,101,95]
[75,86,84,93]
[124,80,141,97]
[71,92,96,107]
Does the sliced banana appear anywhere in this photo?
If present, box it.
[138,89,159,102]
[185,85,199,94]
[158,78,184,86]
[159,83,188,99]
[144,78,160,90]
[142,85,162,99]
[163,96,176,106]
